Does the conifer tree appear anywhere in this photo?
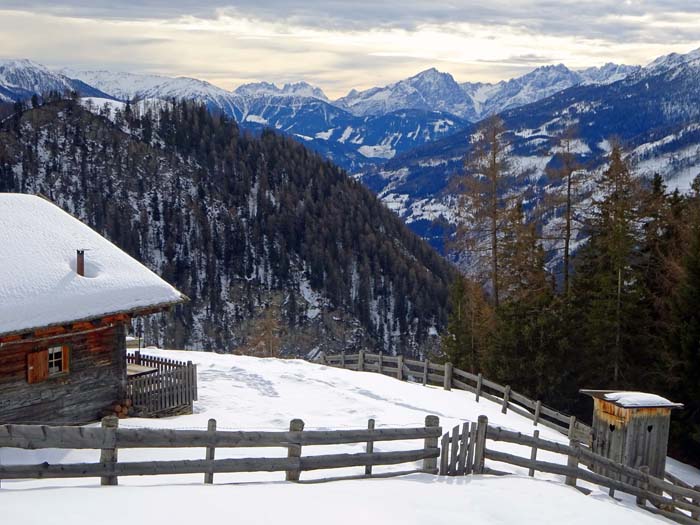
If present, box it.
[455,115,513,306]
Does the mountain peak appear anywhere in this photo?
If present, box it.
[233,80,328,100]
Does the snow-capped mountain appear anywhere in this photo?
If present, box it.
[356,47,700,252]
[0,59,110,102]
[335,63,639,122]
[53,67,467,171]
[234,81,328,101]
[459,63,641,120]
[336,68,476,120]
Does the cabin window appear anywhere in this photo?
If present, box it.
[48,346,65,375]
[27,345,70,384]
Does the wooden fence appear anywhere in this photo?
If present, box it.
[436,415,700,525]
[126,352,198,417]
[0,415,441,485]
[320,351,591,442]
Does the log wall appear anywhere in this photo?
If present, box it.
[0,323,127,424]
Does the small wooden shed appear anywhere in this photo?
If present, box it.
[580,389,682,478]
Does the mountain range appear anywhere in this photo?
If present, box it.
[0,57,641,173]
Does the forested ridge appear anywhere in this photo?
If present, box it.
[0,96,455,356]
[445,116,700,466]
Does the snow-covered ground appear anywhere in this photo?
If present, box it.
[2,349,697,524]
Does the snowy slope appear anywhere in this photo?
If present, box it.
[2,349,695,524]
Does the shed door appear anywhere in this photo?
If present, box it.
[27,350,49,384]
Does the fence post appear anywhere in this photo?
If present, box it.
[533,400,542,426]
[423,415,440,474]
[473,415,488,474]
[397,355,404,381]
[636,466,649,506]
[528,429,540,477]
[565,416,578,488]
[444,362,453,391]
[100,416,119,486]
[501,385,511,414]
[358,350,365,372]
[378,352,383,374]
[365,418,375,476]
[340,352,346,369]
[423,359,429,386]
[475,373,483,402]
[134,349,141,365]
[204,418,217,484]
[692,486,700,520]
[286,419,305,482]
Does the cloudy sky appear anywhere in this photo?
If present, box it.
[0,1,699,97]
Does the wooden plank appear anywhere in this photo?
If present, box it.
[286,419,304,481]
[423,415,440,474]
[365,418,374,476]
[99,416,118,486]
[0,424,439,450]
[457,422,469,475]
[501,385,511,414]
[204,418,216,484]
[465,422,476,475]
[452,367,478,382]
[473,415,488,474]
[448,425,460,475]
[475,373,483,402]
[427,362,446,372]
[528,430,539,477]
[300,448,439,472]
[439,433,450,475]
[565,417,578,487]
[452,378,477,394]
[444,362,453,391]
[480,377,506,393]
[509,391,537,410]
[533,400,542,426]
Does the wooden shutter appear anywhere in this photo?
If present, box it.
[27,350,49,384]
[61,345,70,373]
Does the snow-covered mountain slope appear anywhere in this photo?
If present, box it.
[357,47,700,252]
[60,69,173,102]
[0,59,111,102]
[1,350,692,524]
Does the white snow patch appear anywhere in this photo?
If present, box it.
[315,128,334,140]
[245,114,268,125]
[604,391,681,408]
[358,144,396,159]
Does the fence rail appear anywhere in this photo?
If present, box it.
[0,415,441,485]
[320,352,591,441]
[435,415,700,525]
[125,352,197,417]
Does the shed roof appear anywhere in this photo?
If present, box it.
[580,390,683,409]
[0,193,186,337]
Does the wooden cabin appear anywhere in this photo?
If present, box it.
[580,389,683,478]
[0,194,187,425]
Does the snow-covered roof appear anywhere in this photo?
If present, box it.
[0,194,186,336]
[581,390,683,409]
